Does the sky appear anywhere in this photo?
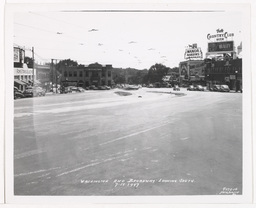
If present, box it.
[13,10,242,69]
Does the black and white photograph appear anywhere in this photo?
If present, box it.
[4,2,252,204]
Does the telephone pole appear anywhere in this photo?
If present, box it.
[32,47,35,86]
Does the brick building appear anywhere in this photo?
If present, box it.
[61,63,113,88]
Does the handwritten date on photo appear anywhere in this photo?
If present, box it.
[80,178,195,188]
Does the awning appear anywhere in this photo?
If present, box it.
[14,79,26,86]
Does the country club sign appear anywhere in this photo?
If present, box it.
[207,29,234,42]
[184,43,203,60]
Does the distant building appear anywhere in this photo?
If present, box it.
[61,62,113,88]
[35,63,51,85]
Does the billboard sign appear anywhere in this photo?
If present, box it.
[208,41,234,52]
[14,47,20,63]
[189,62,205,78]
[179,62,189,80]
[184,44,203,60]
[207,29,234,42]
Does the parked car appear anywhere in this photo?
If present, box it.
[77,87,85,92]
[104,85,111,90]
[98,86,107,90]
[148,84,154,88]
[70,86,85,92]
[187,85,195,91]
[173,85,180,91]
[14,87,24,99]
[219,85,230,92]
[89,85,98,90]
[195,85,204,91]
[23,86,46,97]
[212,85,221,92]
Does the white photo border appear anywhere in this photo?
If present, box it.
[4,2,252,204]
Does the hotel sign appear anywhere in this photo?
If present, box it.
[208,41,234,52]
[207,29,234,42]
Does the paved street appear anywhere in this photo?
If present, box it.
[14,88,242,195]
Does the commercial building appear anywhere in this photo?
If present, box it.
[178,29,242,91]
[61,62,113,88]
[205,29,242,91]
[13,46,35,91]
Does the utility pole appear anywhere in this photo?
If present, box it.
[32,47,35,86]
[51,59,54,92]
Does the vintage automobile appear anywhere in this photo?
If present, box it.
[187,85,195,91]
[23,86,46,97]
[212,85,221,92]
[173,85,180,91]
[219,85,230,92]
[14,87,24,99]
[195,85,205,91]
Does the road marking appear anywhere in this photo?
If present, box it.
[15,167,61,177]
[180,137,189,141]
[14,149,46,160]
[99,122,172,146]
[56,162,101,177]
[56,153,134,177]
[120,157,133,162]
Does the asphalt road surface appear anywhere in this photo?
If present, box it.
[14,88,242,195]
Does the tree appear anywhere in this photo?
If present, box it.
[56,59,78,72]
[147,63,170,83]
[24,57,33,68]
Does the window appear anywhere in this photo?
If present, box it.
[64,71,67,77]
[102,71,106,77]
[14,76,19,79]
[85,71,89,77]
[21,75,23,80]
[74,71,77,77]
[69,71,72,77]
[108,71,111,77]
[79,71,83,77]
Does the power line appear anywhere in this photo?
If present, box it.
[29,12,90,32]
[14,22,84,41]
[14,22,55,34]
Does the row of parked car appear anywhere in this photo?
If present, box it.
[60,85,111,94]
[186,84,230,92]
[14,86,46,99]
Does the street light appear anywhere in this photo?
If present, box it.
[235,70,238,92]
